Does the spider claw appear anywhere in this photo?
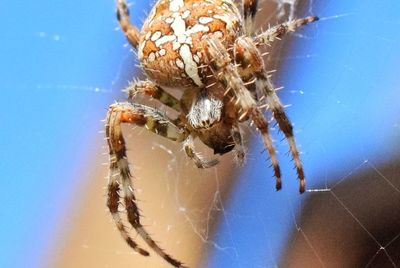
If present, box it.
[299,180,306,194]
[140,249,150,256]
[276,180,282,191]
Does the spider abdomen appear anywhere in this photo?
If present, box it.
[138,0,242,89]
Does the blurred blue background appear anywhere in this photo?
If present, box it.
[1,1,144,267]
[208,1,400,267]
[1,0,399,268]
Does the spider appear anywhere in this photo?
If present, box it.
[105,0,317,267]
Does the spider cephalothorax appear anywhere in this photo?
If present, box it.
[106,0,317,267]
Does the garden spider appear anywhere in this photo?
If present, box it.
[105,0,317,267]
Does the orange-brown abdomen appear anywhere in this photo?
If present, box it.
[138,0,243,89]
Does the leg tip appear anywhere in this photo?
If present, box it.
[139,249,150,256]
[276,181,282,191]
[299,180,306,194]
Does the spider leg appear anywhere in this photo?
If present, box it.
[242,0,259,34]
[235,36,305,193]
[258,73,305,193]
[202,37,256,112]
[232,123,246,166]
[125,80,220,168]
[183,136,219,168]
[254,16,318,47]
[250,108,282,190]
[106,102,188,267]
[124,80,181,112]
[107,175,149,256]
[116,0,140,49]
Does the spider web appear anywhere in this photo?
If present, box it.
[3,0,399,268]
[201,1,400,267]
[104,1,400,267]
[129,1,400,267]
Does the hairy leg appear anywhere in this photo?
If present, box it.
[124,80,219,169]
[232,123,246,166]
[251,108,282,190]
[235,36,305,193]
[242,0,258,36]
[243,0,259,34]
[257,73,305,193]
[202,37,256,111]
[107,175,149,256]
[254,16,318,47]
[183,136,219,168]
[116,0,141,48]
[106,102,188,267]
[124,80,182,112]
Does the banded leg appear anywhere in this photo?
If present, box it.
[116,0,140,48]
[254,16,318,47]
[202,37,256,111]
[107,175,149,256]
[183,136,219,168]
[106,102,188,267]
[251,108,282,190]
[125,80,182,112]
[235,37,305,193]
[243,0,259,34]
[232,123,246,166]
[258,73,305,193]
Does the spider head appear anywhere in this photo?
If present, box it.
[187,90,223,129]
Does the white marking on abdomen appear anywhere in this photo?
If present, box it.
[176,58,184,69]
[155,35,176,47]
[148,52,156,62]
[151,31,162,41]
[179,44,203,87]
[199,17,214,24]
[214,14,235,31]
[169,0,184,12]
